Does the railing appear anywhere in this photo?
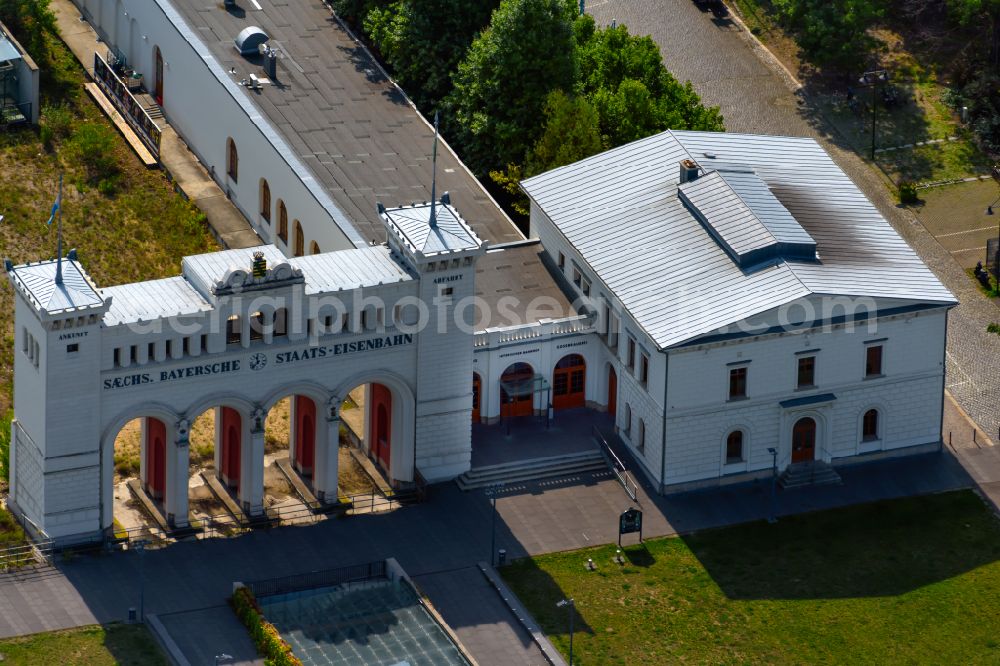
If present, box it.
[0,100,31,126]
[92,52,161,157]
[593,425,639,503]
[245,559,387,598]
[0,539,53,570]
[474,312,597,348]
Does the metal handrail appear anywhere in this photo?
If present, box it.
[593,425,639,503]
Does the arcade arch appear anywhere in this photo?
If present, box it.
[334,373,415,487]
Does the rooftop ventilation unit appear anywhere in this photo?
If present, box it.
[679,158,699,184]
[235,26,269,57]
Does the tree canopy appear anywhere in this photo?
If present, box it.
[769,0,886,74]
[0,0,56,60]
[446,0,580,175]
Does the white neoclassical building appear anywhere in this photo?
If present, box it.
[7,1,954,545]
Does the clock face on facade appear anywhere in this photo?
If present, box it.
[249,352,268,371]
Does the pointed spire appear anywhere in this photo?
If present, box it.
[429,110,439,229]
[55,174,64,286]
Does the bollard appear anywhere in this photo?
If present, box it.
[974,429,977,444]
[949,431,952,446]
[498,549,507,567]
[128,607,136,624]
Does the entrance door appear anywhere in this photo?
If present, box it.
[294,395,316,476]
[500,362,534,418]
[472,373,481,423]
[145,417,166,500]
[369,383,392,472]
[221,407,241,490]
[154,47,164,105]
[792,417,817,463]
[608,366,617,417]
[553,354,586,410]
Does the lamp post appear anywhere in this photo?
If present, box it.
[767,447,778,524]
[556,598,575,665]
[485,482,504,566]
[133,539,147,623]
[859,69,889,160]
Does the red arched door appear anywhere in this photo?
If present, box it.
[553,354,586,410]
[500,363,535,418]
[608,366,617,417]
[792,417,817,463]
[221,407,241,489]
[145,417,166,500]
[294,395,316,476]
[369,383,392,472]
[154,46,164,105]
[472,373,482,423]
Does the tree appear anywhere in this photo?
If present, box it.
[0,0,56,61]
[947,0,1000,67]
[491,89,603,215]
[365,0,500,111]
[447,0,580,175]
[769,0,886,74]
[577,19,724,145]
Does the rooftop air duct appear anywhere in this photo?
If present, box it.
[235,26,269,57]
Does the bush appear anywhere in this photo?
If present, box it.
[40,104,74,151]
[988,323,1000,335]
[898,181,919,204]
[67,123,121,194]
[0,0,56,63]
[0,409,11,487]
[231,587,302,666]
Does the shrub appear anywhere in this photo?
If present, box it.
[898,181,919,204]
[0,409,11,487]
[67,123,121,194]
[231,587,302,666]
[988,323,1000,335]
[40,104,74,151]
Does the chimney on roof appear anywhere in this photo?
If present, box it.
[679,159,699,184]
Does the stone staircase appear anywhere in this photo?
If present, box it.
[456,449,608,491]
[134,92,165,121]
[779,460,842,490]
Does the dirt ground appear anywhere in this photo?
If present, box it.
[913,180,1000,269]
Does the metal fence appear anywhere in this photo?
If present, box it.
[593,425,639,502]
[245,559,387,598]
[0,539,53,571]
[92,51,161,157]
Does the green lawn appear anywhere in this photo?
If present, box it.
[502,490,1000,664]
[0,624,167,665]
[0,29,219,416]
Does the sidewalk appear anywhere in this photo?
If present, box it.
[51,0,261,250]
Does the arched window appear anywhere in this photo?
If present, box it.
[294,220,304,257]
[226,137,238,182]
[726,430,744,464]
[260,179,271,223]
[277,200,288,243]
[637,419,646,453]
[862,409,880,441]
[623,403,632,435]
[310,240,320,255]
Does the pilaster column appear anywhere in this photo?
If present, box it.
[313,398,340,503]
[240,407,266,516]
[165,419,190,529]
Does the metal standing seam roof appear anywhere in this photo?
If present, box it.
[382,202,482,256]
[0,37,21,63]
[182,244,290,298]
[102,276,211,326]
[9,260,105,313]
[293,245,415,294]
[162,0,523,248]
[521,130,955,350]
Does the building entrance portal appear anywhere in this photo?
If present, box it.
[553,354,586,411]
[221,406,242,489]
[154,46,164,105]
[370,384,392,472]
[500,363,536,418]
[792,416,817,463]
[144,418,166,499]
[607,365,617,417]
[293,395,316,476]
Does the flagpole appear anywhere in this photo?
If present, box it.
[55,174,63,285]
[429,111,438,228]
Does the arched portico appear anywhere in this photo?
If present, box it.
[332,370,416,485]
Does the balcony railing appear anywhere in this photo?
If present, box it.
[474,311,596,348]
